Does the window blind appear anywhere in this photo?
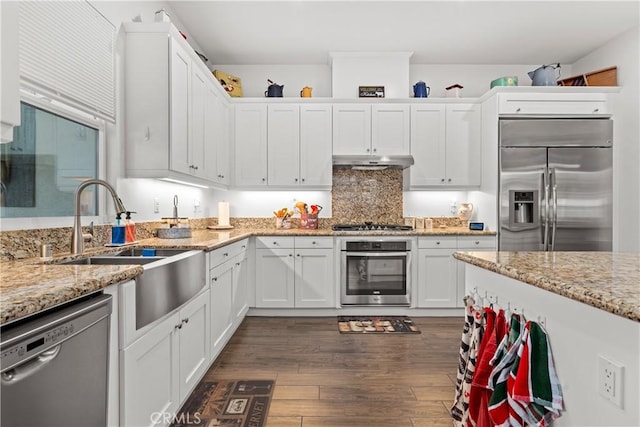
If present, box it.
[18,1,115,121]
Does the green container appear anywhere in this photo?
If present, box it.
[490,76,518,88]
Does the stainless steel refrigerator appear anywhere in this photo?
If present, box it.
[498,118,613,251]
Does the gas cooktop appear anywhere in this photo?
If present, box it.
[332,222,413,231]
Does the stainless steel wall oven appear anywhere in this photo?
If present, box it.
[340,239,411,306]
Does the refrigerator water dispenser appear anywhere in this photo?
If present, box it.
[509,190,538,227]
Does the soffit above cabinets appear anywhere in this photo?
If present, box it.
[167,1,639,65]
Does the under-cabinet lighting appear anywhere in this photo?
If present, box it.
[159,178,209,189]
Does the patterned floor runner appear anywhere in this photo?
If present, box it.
[337,316,421,334]
[171,380,274,427]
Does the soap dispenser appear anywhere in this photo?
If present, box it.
[112,213,125,244]
[125,211,136,243]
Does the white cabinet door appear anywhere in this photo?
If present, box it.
[189,65,207,177]
[497,92,611,115]
[332,104,371,155]
[410,104,446,186]
[267,104,300,186]
[232,253,250,321]
[372,104,410,155]
[210,262,233,357]
[215,97,231,185]
[294,248,335,308]
[177,289,210,400]
[0,2,20,142]
[169,38,191,176]
[255,248,295,308]
[445,103,481,186]
[121,312,180,427]
[234,104,268,187]
[417,248,457,307]
[300,104,332,187]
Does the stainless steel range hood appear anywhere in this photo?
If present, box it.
[332,154,414,170]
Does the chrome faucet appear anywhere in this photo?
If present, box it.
[71,179,127,254]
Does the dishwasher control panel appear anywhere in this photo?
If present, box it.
[1,320,77,371]
[1,293,112,373]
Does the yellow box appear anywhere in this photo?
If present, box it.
[213,70,243,97]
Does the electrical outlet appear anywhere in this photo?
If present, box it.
[598,355,624,408]
[450,200,458,215]
[153,198,160,214]
[194,199,201,213]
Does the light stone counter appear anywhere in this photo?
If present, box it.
[453,251,640,322]
[1,227,495,325]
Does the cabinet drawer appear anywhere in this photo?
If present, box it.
[457,236,495,249]
[294,236,334,249]
[210,239,248,267]
[256,236,295,249]
[418,237,457,249]
[498,93,611,116]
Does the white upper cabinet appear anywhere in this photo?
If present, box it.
[332,104,372,155]
[497,92,612,116]
[410,103,481,187]
[371,104,410,155]
[234,104,268,187]
[237,103,332,189]
[267,103,300,186]
[299,104,333,187]
[0,2,20,142]
[333,103,409,155]
[410,104,446,186]
[123,22,230,188]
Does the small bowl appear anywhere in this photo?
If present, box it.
[490,76,518,88]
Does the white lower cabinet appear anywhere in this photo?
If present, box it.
[209,239,249,359]
[210,261,233,357]
[255,237,334,308]
[417,237,458,307]
[121,289,210,427]
[417,236,495,308]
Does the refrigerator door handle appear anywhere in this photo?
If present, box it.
[550,168,558,251]
[542,169,550,251]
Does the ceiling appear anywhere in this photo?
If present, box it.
[167,1,639,66]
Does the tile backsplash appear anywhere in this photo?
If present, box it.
[332,168,403,224]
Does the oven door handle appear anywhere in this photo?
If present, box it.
[344,252,409,257]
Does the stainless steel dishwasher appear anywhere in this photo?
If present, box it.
[1,293,112,427]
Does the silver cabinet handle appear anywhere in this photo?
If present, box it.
[366,148,370,153]
[593,108,599,113]
[212,277,218,282]
[448,178,452,182]
[295,178,298,182]
[436,241,441,245]
[372,148,377,153]
[175,323,183,330]
[475,241,480,245]
[296,253,300,257]
[182,318,189,325]
[301,178,305,182]
[441,178,445,182]
[516,107,521,112]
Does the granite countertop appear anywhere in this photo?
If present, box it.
[453,251,640,322]
[0,226,495,325]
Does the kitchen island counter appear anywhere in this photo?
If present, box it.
[453,251,640,322]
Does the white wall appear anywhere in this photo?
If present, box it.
[570,26,640,251]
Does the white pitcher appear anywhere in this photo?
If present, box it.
[457,202,474,221]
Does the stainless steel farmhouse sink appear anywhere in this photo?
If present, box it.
[57,248,206,329]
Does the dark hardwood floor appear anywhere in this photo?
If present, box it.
[202,316,462,427]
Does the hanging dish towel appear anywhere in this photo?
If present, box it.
[487,313,525,427]
[468,309,507,426]
[452,297,485,426]
[510,321,564,426]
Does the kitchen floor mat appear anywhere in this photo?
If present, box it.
[337,316,421,334]
[171,380,274,427]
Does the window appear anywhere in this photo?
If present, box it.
[0,102,99,218]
